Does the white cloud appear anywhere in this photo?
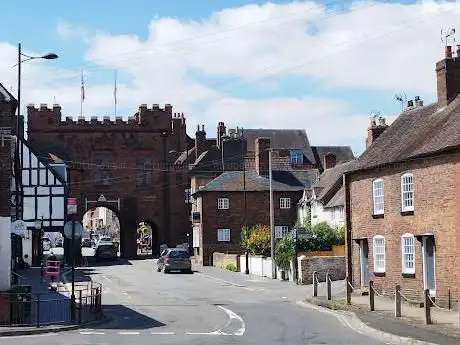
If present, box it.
[1,1,459,154]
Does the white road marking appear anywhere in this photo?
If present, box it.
[80,331,106,335]
[218,305,246,336]
[150,331,175,335]
[196,273,246,288]
[118,331,140,335]
[185,331,222,335]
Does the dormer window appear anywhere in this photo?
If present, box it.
[290,150,303,164]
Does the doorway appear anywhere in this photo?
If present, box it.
[359,239,369,287]
[422,236,436,295]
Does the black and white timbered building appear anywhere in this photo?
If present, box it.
[12,138,67,266]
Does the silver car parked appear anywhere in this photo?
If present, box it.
[157,248,192,274]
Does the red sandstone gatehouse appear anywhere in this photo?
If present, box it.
[344,45,460,305]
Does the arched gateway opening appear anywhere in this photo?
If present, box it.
[82,206,121,258]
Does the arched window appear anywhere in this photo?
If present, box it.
[401,173,414,212]
[372,178,384,215]
[401,233,415,274]
[373,235,386,273]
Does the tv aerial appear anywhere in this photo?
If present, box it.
[395,93,407,112]
[441,28,456,47]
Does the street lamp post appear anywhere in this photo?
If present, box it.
[14,43,58,138]
[12,44,58,220]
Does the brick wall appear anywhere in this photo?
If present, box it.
[298,256,346,284]
[348,152,460,305]
[199,190,302,265]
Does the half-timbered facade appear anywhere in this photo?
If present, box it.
[12,138,67,266]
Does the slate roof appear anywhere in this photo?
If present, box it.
[242,129,315,163]
[352,96,460,172]
[0,82,16,103]
[194,169,319,193]
[313,160,358,202]
[311,146,355,171]
[324,185,345,208]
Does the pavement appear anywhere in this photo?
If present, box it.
[2,259,387,345]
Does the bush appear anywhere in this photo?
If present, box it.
[226,263,238,272]
[275,236,295,271]
[296,222,345,251]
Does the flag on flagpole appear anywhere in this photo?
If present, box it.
[114,70,117,116]
[80,71,85,117]
[114,70,117,105]
[81,71,85,102]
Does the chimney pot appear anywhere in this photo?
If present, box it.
[201,125,204,131]
[197,124,200,132]
[446,45,453,59]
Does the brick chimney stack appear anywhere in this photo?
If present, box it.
[366,116,389,149]
[255,137,271,176]
[436,45,460,106]
[217,121,226,148]
[195,125,206,160]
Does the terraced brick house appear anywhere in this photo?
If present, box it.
[345,45,460,305]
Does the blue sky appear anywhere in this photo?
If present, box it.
[0,0,455,155]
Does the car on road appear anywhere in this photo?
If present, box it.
[81,238,92,248]
[157,248,192,274]
[97,236,113,245]
[42,238,51,251]
[94,243,117,261]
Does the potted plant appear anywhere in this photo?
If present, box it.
[275,237,295,281]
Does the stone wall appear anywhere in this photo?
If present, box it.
[298,256,346,285]
[213,252,240,271]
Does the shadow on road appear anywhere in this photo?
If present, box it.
[83,258,133,268]
[93,304,166,330]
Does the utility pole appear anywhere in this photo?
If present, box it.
[242,128,249,274]
[269,148,275,279]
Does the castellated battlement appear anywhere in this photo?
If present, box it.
[27,103,185,132]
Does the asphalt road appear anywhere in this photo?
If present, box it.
[7,260,386,345]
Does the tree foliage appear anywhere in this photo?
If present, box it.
[275,236,295,271]
[297,221,345,251]
[241,224,271,257]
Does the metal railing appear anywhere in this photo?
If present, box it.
[0,281,102,327]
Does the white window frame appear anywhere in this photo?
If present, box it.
[280,197,291,209]
[373,235,386,273]
[275,225,289,239]
[401,233,415,274]
[217,228,230,242]
[372,179,384,215]
[217,198,229,210]
[401,173,414,212]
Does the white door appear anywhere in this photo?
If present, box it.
[422,237,436,296]
[359,240,369,287]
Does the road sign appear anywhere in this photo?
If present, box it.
[97,194,106,202]
[67,198,78,215]
[63,220,84,239]
[11,220,27,237]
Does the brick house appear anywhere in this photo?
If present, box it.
[344,45,460,304]
[191,137,318,265]
[0,83,15,291]
[180,122,354,259]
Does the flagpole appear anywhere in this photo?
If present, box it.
[114,70,117,117]
[80,70,84,117]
